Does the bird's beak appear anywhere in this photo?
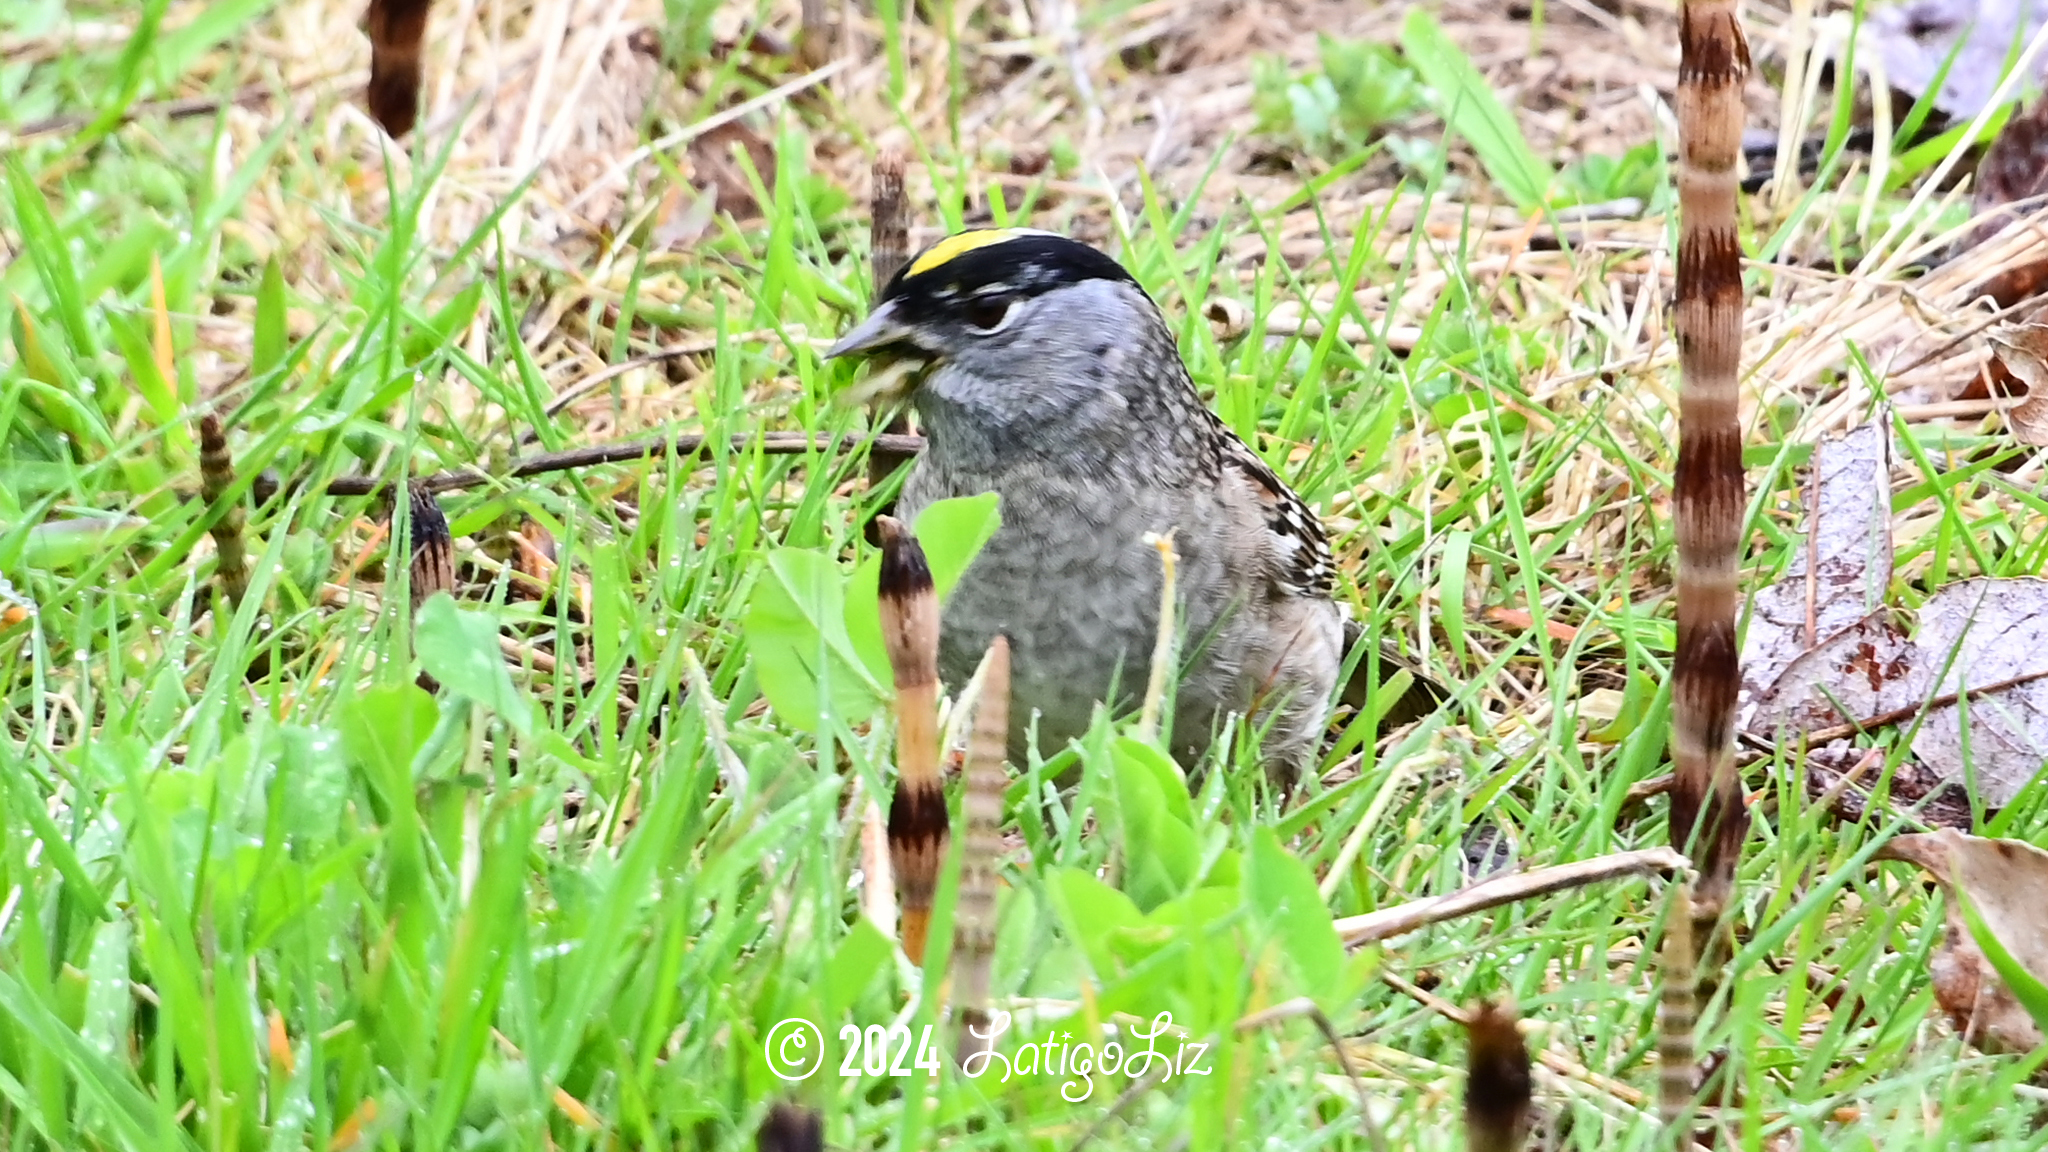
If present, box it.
[825,299,927,406]
[824,298,913,360]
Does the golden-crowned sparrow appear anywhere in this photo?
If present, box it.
[826,228,1353,776]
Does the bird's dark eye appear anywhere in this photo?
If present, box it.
[962,295,1017,332]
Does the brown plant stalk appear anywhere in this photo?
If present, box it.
[197,414,249,606]
[1658,883,1701,1127]
[1665,1,1752,1136]
[364,0,431,136]
[1670,0,1751,937]
[867,151,919,493]
[951,635,1010,1065]
[876,516,946,965]
[1464,998,1532,1152]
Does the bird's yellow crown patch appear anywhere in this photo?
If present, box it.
[906,228,1044,279]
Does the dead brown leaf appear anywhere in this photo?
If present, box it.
[1986,322,2048,444]
[1745,608,1915,738]
[687,119,776,223]
[1743,421,2048,807]
[1972,102,2048,292]
[1876,829,2048,1057]
[1742,422,1894,704]
[1483,606,1579,642]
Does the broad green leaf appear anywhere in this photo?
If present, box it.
[1206,846,1243,889]
[416,598,533,735]
[1094,886,1244,1025]
[823,918,893,1025]
[15,517,149,572]
[18,379,109,453]
[1110,738,1199,913]
[1051,867,1146,980]
[1113,737,1192,825]
[1243,828,1346,1009]
[1436,528,1472,661]
[746,547,889,730]
[80,919,134,1058]
[277,724,353,845]
[1146,885,1239,934]
[337,685,439,795]
[908,491,1002,591]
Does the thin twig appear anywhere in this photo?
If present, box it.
[1797,665,2048,744]
[1332,847,1686,947]
[290,431,926,500]
[8,79,306,141]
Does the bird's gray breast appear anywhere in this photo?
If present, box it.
[897,460,1237,754]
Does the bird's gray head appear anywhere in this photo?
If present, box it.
[825,229,1193,462]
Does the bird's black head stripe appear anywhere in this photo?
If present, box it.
[877,230,1141,315]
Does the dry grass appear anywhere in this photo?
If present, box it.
[125,0,2048,593]
[6,0,2048,1147]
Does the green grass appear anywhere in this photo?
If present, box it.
[2,3,2046,1150]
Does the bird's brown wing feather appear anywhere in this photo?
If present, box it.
[1211,429,1334,600]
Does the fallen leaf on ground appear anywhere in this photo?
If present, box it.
[1483,606,1578,642]
[1987,322,2048,445]
[1741,421,1894,708]
[688,119,777,222]
[1876,830,2048,1057]
[1743,421,2048,808]
[1970,108,2048,299]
